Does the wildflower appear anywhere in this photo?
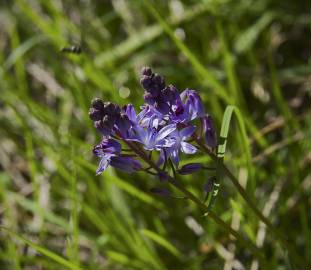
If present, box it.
[160,125,197,166]
[130,123,176,151]
[93,138,141,174]
[180,89,205,120]
[89,66,217,177]
[169,89,205,124]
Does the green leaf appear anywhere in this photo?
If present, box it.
[141,229,182,259]
[1,227,82,270]
[235,12,275,53]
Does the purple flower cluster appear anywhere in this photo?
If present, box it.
[89,67,217,176]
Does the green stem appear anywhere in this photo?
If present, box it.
[124,141,266,263]
[195,139,304,269]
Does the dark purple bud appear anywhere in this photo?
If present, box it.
[172,100,184,116]
[144,92,156,105]
[140,75,153,91]
[154,101,170,114]
[103,102,120,116]
[91,98,105,111]
[162,85,179,103]
[116,113,131,136]
[94,120,109,135]
[103,115,116,129]
[150,187,170,197]
[178,163,203,175]
[94,115,114,136]
[140,69,166,97]
[110,156,141,173]
[201,115,217,148]
[158,171,169,182]
[141,66,152,76]
[119,113,131,129]
[89,108,104,121]
[153,73,165,90]
[204,177,215,193]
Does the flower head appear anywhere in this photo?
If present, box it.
[89,67,217,177]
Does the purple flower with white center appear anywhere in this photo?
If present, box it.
[93,138,121,175]
[130,123,176,151]
[169,89,205,124]
[181,89,205,120]
[160,125,197,166]
[93,138,121,156]
[137,105,165,128]
[120,104,176,150]
[166,89,205,125]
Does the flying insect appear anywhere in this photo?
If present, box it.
[61,45,82,54]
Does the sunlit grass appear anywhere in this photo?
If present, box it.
[1,0,311,269]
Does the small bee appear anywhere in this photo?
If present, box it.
[61,45,82,54]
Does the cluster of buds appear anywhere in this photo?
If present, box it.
[89,99,121,136]
[140,67,179,114]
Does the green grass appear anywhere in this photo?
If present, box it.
[1,0,311,269]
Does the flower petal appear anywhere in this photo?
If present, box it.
[125,104,137,123]
[171,150,180,166]
[180,125,196,138]
[155,124,176,142]
[162,138,176,148]
[93,139,121,156]
[181,142,197,154]
[96,156,111,175]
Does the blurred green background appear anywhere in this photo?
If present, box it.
[1,0,311,269]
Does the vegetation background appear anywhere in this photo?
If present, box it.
[1,0,311,269]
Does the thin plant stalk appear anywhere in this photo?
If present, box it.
[124,140,266,263]
[195,138,304,269]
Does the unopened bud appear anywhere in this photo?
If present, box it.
[141,66,152,76]
[204,177,215,193]
[150,187,170,197]
[178,163,202,175]
[89,107,103,121]
[91,98,105,110]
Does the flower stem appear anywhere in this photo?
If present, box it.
[195,138,304,268]
[124,140,266,263]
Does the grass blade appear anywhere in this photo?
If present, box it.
[0,227,82,270]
